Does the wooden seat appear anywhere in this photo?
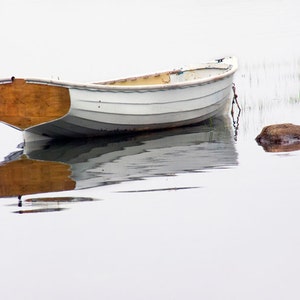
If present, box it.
[101,72,171,86]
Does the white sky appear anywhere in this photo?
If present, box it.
[1,0,299,82]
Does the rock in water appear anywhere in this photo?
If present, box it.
[256,123,300,152]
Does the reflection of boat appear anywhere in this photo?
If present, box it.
[0,57,237,140]
[0,116,238,197]
[0,156,75,197]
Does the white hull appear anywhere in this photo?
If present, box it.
[27,78,232,138]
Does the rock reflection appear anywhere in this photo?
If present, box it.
[1,116,238,200]
[258,143,300,153]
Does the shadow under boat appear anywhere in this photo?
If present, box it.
[0,116,238,198]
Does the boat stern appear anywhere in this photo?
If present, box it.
[0,78,71,131]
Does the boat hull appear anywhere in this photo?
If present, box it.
[24,75,234,139]
[0,56,238,140]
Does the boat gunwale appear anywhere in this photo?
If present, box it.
[0,57,238,92]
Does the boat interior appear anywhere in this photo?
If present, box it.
[99,64,229,86]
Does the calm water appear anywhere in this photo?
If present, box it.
[0,0,300,299]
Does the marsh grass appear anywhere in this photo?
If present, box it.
[235,57,300,139]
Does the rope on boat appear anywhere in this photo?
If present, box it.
[231,83,241,111]
[231,83,241,141]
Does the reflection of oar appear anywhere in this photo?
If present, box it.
[13,197,96,214]
[14,207,66,214]
[25,196,95,203]
[0,155,75,197]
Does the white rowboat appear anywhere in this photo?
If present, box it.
[0,57,238,140]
